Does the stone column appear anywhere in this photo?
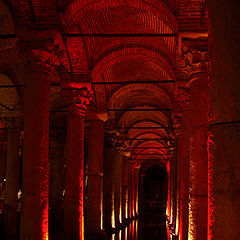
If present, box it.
[179,109,190,240]
[86,116,106,238]
[174,90,190,240]
[128,168,133,219]
[63,83,92,240]
[4,118,21,236]
[173,121,182,237]
[170,144,177,229]
[49,131,66,240]
[186,49,208,240]
[113,152,122,227]
[122,156,129,222]
[208,1,240,239]
[134,169,138,217]
[103,133,115,232]
[21,62,52,240]
[130,168,135,218]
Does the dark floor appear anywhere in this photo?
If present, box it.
[111,217,168,240]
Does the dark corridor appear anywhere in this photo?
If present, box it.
[112,166,168,240]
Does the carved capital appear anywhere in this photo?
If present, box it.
[129,157,141,169]
[62,83,93,115]
[183,49,208,77]
[18,29,64,75]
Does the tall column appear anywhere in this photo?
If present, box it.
[128,168,134,219]
[187,49,208,240]
[21,63,52,240]
[170,144,177,228]
[208,1,240,239]
[113,152,122,227]
[86,117,105,238]
[49,131,65,240]
[4,119,21,236]
[179,109,190,240]
[122,156,129,222]
[174,88,191,240]
[103,133,116,232]
[63,83,92,240]
[132,168,138,217]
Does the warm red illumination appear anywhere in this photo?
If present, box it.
[207,131,215,240]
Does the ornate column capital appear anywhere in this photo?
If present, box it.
[129,157,141,170]
[183,49,208,78]
[62,83,93,116]
[17,29,64,75]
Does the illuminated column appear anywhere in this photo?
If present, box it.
[21,61,52,240]
[130,168,135,218]
[63,83,92,240]
[173,115,183,237]
[113,152,122,227]
[122,156,129,221]
[208,1,240,239]
[128,168,134,219]
[170,143,177,228]
[187,49,208,240]
[134,168,139,216]
[87,116,106,237]
[179,109,190,240]
[103,133,116,232]
[49,131,65,240]
[174,90,190,240]
[4,119,21,236]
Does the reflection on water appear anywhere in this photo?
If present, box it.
[111,218,168,240]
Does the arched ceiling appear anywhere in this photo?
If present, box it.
[1,0,208,170]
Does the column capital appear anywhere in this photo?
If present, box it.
[183,49,208,77]
[129,158,141,170]
[62,83,93,116]
[17,29,64,75]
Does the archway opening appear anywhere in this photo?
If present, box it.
[138,165,168,240]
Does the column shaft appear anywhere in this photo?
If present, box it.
[64,113,85,240]
[87,120,104,234]
[113,152,122,227]
[49,133,65,240]
[122,157,128,221]
[21,70,50,240]
[188,73,208,240]
[103,144,115,232]
[179,110,190,240]
[208,0,240,239]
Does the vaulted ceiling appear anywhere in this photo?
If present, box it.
[0,0,208,170]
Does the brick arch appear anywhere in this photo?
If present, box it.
[124,120,169,139]
[108,84,172,122]
[63,0,177,33]
[92,46,175,82]
[62,1,177,64]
